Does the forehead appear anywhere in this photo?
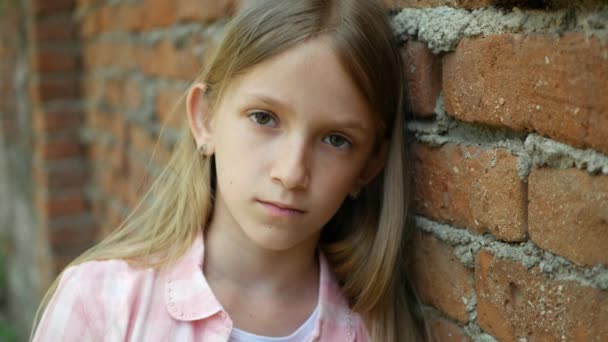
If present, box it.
[221,38,375,126]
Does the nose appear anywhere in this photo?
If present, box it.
[270,139,310,190]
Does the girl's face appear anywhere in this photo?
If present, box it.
[188,37,386,252]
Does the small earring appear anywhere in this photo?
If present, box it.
[197,144,208,156]
[349,189,360,200]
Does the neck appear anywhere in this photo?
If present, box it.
[203,211,320,295]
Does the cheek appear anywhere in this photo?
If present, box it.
[313,161,361,201]
[214,149,254,190]
[213,126,268,190]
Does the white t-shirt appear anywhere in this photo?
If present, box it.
[229,305,319,342]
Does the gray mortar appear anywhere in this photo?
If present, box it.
[525,134,608,175]
[414,215,608,290]
[408,96,608,179]
[465,324,499,342]
[420,299,498,342]
[89,20,226,48]
[392,5,608,53]
[408,94,533,180]
[461,293,502,342]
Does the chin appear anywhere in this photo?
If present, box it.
[243,227,314,253]
[249,235,298,252]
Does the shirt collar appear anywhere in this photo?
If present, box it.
[164,232,222,321]
[163,231,356,340]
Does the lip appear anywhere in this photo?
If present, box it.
[256,199,306,216]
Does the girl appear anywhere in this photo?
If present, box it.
[31,0,424,340]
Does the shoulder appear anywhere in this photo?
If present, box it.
[317,301,370,342]
[62,259,130,279]
[317,256,370,341]
[59,259,157,292]
[352,312,371,342]
[62,258,153,278]
[59,258,160,304]
[34,259,159,341]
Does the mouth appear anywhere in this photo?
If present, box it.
[256,199,306,216]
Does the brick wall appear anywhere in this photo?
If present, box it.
[393,1,608,340]
[77,0,242,239]
[0,0,607,340]
[0,0,52,337]
[29,0,94,279]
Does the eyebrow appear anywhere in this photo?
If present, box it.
[245,93,369,134]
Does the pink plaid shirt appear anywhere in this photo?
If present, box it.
[33,232,370,341]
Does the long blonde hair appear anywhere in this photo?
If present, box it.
[32,0,423,340]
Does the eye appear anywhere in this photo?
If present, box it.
[323,134,352,149]
[248,111,277,127]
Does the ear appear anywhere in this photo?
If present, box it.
[186,82,214,154]
[353,139,389,191]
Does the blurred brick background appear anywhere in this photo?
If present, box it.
[0,0,607,340]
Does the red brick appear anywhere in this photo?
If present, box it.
[49,221,97,251]
[143,0,177,29]
[83,41,104,67]
[98,166,118,197]
[37,138,83,160]
[31,48,79,73]
[109,118,129,173]
[124,78,142,109]
[32,16,76,42]
[423,309,471,342]
[124,158,151,206]
[86,110,112,133]
[88,142,106,164]
[110,114,129,142]
[402,40,442,117]
[80,11,100,38]
[83,74,102,99]
[476,250,608,341]
[103,78,141,109]
[119,3,146,31]
[129,125,157,155]
[97,4,116,32]
[34,163,87,190]
[382,0,493,9]
[413,230,473,323]
[529,168,608,266]
[151,141,173,166]
[38,192,87,218]
[30,77,80,102]
[104,79,124,107]
[156,86,188,130]
[113,43,138,70]
[140,40,201,79]
[412,143,527,241]
[33,109,83,132]
[126,174,151,208]
[53,253,80,275]
[33,0,74,14]
[98,219,118,240]
[105,201,126,232]
[91,197,106,223]
[177,0,235,23]
[76,0,97,7]
[443,33,608,155]
[84,41,131,68]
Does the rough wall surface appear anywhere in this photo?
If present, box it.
[0,0,606,340]
[396,2,608,340]
[0,0,56,336]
